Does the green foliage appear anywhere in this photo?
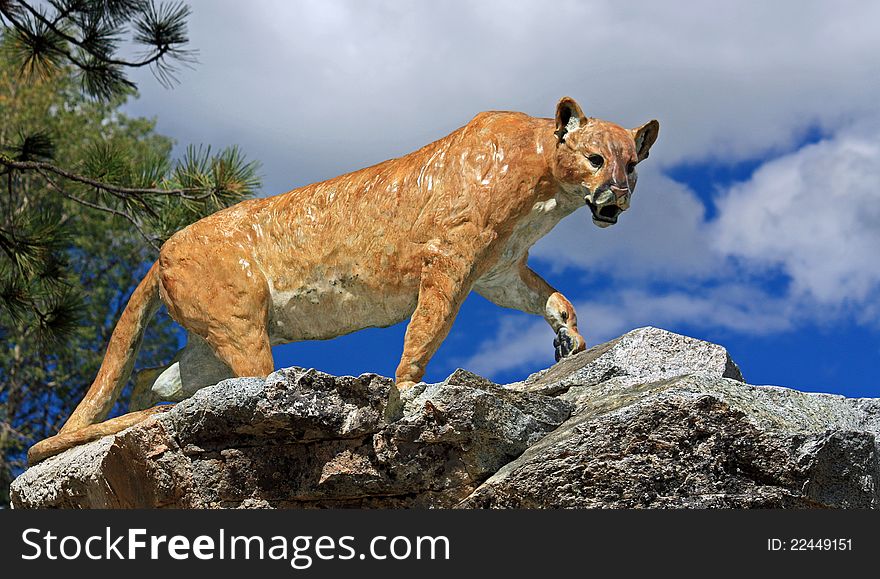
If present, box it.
[0,0,195,99]
[0,28,261,340]
[0,5,261,504]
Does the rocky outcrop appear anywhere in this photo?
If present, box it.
[10,367,571,508]
[10,327,880,509]
[463,375,880,508]
[509,325,744,397]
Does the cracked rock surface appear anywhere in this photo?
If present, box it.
[11,327,879,509]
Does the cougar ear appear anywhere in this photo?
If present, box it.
[632,120,660,161]
[555,97,586,144]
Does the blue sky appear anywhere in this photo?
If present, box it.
[124,0,880,397]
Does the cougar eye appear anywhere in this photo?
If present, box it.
[626,161,637,174]
[587,154,604,169]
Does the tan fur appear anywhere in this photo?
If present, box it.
[28,97,658,464]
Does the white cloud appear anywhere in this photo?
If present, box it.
[114,1,880,379]
[461,316,555,378]
[531,169,715,279]
[124,0,880,194]
[712,127,880,309]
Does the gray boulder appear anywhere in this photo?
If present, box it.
[10,368,570,508]
[461,375,880,508]
[510,326,744,397]
[10,327,879,509]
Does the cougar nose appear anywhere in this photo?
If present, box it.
[611,184,630,208]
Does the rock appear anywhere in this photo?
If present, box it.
[10,327,879,509]
[510,326,744,397]
[10,368,571,508]
[460,375,880,508]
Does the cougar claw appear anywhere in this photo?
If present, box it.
[554,327,583,362]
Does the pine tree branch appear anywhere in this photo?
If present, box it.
[0,229,20,264]
[10,1,174,69]
[0,6,92,69]
[1,0,196,97]
[49,1,77,27]
[0,154,212,199]
[37,169,162,251]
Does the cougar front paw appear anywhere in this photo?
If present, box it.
[553,327,585,361]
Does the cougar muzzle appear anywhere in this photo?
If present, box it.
[585,184,629,228]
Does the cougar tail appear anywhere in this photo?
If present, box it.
[28,261,164,465]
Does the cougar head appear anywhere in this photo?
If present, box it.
[550,96,659,228]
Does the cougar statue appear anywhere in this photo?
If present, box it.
[28,97,659,464]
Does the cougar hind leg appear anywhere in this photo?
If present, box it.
[129,333,235,411]
[129,359,178,412]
